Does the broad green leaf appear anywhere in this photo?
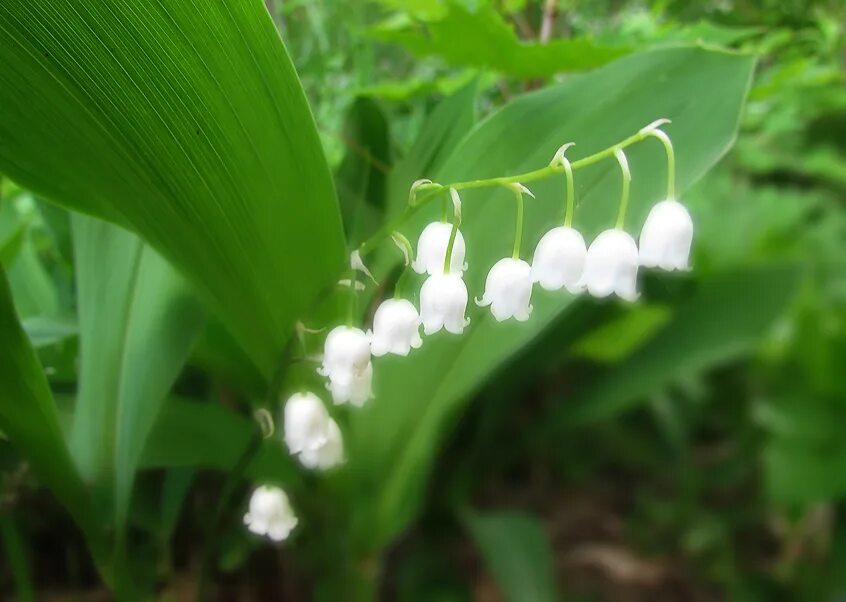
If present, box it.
[22,315,77,349]
[464,510,557,602]
[552,264,800,426]
[0,268,104,557]
[371,3,629,77]
[0,1,345,378]
[347,47,756,549]
[69,215,205,527]
[140,400,298,487]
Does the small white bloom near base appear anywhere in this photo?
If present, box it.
[476,258,533,322]
[419,272,470,335]
[283,392,345,470]
[368,298,423,357]
[318,326,371,386]
[298,419,344,470]
[583,229,640,301]
[327,362,373,406]
[244,486,298,542]
[638,199,693,271]
[531,226,587,293]
[412,222,467,275]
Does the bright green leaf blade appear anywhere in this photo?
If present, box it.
[0,268,102,554]
[349,46,756,549]
[0,1,345,378]
[371,4,629,77]
[553,264,800,426]
[69,215,205,528]
[464,510,557,602]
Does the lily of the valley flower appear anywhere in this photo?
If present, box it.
[244,486,298,542]
[327,362,373,406]
[531,226,587,293]
[368,298,423,356]
[298,419,344,470]
[318,326,370,384]
[419,272,470,335]
[583,229,639,301]
[283,392,345,470]
[412,222,467,275]
[476,258,533,322]
[638,199,693,271]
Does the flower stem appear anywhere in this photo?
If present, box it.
[347,269,358,325]
[562,158,575,227]
[512,187,524,259]
[357,120,668,257]
[614,148,631,229]
[646,128,675,199]
[442,188,462,274]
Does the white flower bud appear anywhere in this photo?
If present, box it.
[327,361,373,406]
[318,326,371,386]
[419,272,470,335]
[283,392,330,455]
[298,419,344,470]
[243,486,298,542]
[583,229,639,301]
[411,222,467,275]
[638,199,693,271]
[530,226,587,293]
[368,298,423,357]
[475,258,533,322]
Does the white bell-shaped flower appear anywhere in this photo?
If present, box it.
[298,418,344,470]
[283,392,330,455]
[411,222,467,275]
[327,361,373,406]
[583,229,639,301]
[368,298,423,357]
[419,272,470,335]
[530,226,587,293]
[638,199,693,271]
[318,326,371,386]
[243,486,298,542]
[475,258,533,322]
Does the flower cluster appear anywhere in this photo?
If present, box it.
[246,120,693,543]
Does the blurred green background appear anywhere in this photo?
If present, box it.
[1,0,845,600]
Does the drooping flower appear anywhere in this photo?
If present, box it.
[318,326,371,386]
[419,272,470,335]
[327,362,373,406]
[583,229,639,301]
[243,486,298,542]
[368,298,423,357]
[283,392,330,455]
[638,199,693,271]
[298,419,344,470]
[530,226,587,293]
[475,258,533,322]
[411,222,467,275]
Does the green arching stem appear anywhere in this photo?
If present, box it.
[646,128,676,199]
[614,148,632,229]
[393,267,411,299]
[442,188,462,274]
[357,122,670,258]
[512,187,524,259]
[562,158,575,227]
[347,269,358,326]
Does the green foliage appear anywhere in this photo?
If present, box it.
[0,0,346,378]
[347,46,755,551]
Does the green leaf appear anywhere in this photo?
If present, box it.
[371,3,630,77]
[140,400,298,487]
[22,315,78,349]
[69,215,205,528]
[0,1,346,378]
[552,265,800,426]
[348,46,756,549]
[464,510,557,602]
[0,268,103,556]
